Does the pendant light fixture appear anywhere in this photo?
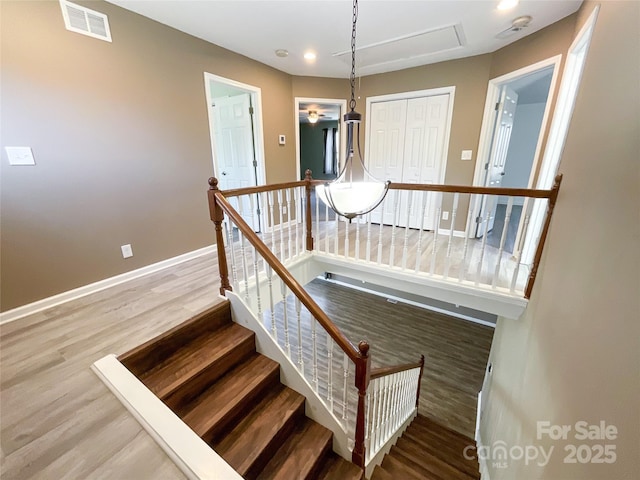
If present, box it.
[316,0,390,220]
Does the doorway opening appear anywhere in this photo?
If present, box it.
[204,73,266,231]
[295,97,347,221]
[472,56,561,255]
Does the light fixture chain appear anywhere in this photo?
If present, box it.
[350,0,358,111]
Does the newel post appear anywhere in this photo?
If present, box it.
[208,177,232,296]
[304,169,314,251]
[525,173,563,299]
[352,341,370,468]
[416,354,425,408]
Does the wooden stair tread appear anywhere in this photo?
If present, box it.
[212,384,305,478]
[119,302,232,375]
[316,452,363,480]
[392,440,476,480]
[139,323,254,399]
[403,428,480,478]
[382,454,429,480]
[370,465,394,480]
[256,419,332,480]
[413,415,475,447]
[181,354,279,441]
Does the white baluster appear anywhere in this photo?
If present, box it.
[224,220,238,290]
[295,298,303,372]
[492,196,514,288]
[267,265,277,341]
[324,203,330,254]
[326,333,334,410]
[280,279,290,357]
[315,187,320,252]
[312,318,318,392]
[444,192,460,279]
[370,379,380,452]
[252,244,262,318]
[459,193,479,282]
[355,216,360,260]
[268,191,276,254]
[415,191,428,273]
[239,231,251,305]
[286,188,293,261]
[476,195,496,285]
[342,352,349,420]
[344,217,350,259]
[377,200,385,265]
[277,190,285,260]
[364,390,372,462]
[295,187,301,257]
[402,191,413,270]
[430,193,443,275]
[511,212,531,293]
[389,191,401,267]
[366,212,372,262]
[334,210,339,256]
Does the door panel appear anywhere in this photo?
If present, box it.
[212,93,260,231]
[477,86,518,237]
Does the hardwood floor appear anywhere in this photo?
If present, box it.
[1,236,492,478]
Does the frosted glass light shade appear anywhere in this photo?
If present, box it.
[316,181,387,219]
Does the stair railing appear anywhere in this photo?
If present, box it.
[307,174,563,298]
[208,176,371,467]
[365,356,425,464]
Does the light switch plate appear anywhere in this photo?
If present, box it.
[461,150,473,161]
[278,134,286,146]
[6,146,36,166]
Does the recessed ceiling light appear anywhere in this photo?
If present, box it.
[304,51,317,61]
[497,0,519,10]
[275,49,289,58]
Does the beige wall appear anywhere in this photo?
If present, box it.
[0,0,583,312]
[480,2,640,478]
[0,0,296,311]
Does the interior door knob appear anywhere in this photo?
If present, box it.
[500,171,505,176]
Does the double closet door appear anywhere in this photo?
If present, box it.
[367,94,450,230]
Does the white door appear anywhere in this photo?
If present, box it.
[476,86,518,237]
[368,99,407,225]
[404,95,450,230]
[211,93,260,231]
[369,94,450,230]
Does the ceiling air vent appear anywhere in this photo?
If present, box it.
[59,0,112,42]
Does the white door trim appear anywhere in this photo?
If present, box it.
[469,55,562,245]
[520,5,600,264]
[203,72,267,187]
[364,85,456,186]
[294,97,348,182]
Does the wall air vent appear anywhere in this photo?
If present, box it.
[60,0,112,42]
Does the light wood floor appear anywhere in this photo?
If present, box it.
[1,236,492,478]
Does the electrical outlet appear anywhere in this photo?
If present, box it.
[121,244,133,259]
[442,211,449,220]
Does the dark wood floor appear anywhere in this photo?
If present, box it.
[301,279,493,437]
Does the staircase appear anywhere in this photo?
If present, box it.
[371,415,480,480]
[119,301,363,480]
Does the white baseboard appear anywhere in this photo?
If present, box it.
[476,431,491,480]
[437,228,467,238]
[0,244,216,325]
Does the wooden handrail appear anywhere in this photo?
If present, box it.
[208,177,364,363]
[219,180,307,198]
[524,174,563,298]
[370,356,424,379]
[308,179,555,199]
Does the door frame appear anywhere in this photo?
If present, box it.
[294,97,348,182]
[520,5,600,264]
[469,56,562,247]
[203,72,267,187]
[364,86,456,186]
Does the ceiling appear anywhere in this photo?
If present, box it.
[107,1,582,78]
